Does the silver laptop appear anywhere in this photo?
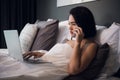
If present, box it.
[4,30,23,62]
[4,30,45,63]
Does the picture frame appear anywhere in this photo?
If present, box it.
[57,0,96,7]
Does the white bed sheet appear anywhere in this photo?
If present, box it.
[0,49,68,80]
[0,47,120,80]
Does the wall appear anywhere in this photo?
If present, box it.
[37,0,120,26]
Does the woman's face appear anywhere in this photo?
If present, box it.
[68,15,78,36]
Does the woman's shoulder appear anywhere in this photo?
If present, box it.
[82,40,98,52]
[88,41,98,47]
[86,40,98,47]
[90,41,99,49]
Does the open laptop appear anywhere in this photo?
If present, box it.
[4,30,43,63]
[4,30,24,62]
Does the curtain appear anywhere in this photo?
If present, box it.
[0,0,36,48]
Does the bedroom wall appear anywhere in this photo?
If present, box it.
[37,0,120,26]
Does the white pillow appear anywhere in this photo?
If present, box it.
[96,22,120,77]
[115,22,120,64]
[57,20,71,43]
[19,23,38,53]
[95,25,107,44]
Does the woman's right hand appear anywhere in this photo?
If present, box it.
[23,51,44,60]
[73,27,84,44]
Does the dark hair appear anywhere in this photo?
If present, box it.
[70,6,96,38]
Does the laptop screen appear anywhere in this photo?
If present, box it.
[4,30,23,61]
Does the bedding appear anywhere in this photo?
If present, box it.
[0,48,69,80]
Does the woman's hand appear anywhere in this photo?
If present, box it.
[23,51,44,60]
[73,27,84,44]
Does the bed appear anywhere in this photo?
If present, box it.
[0,19,120,80]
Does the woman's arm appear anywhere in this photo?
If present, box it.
[68,42,97,75]
[67,27,97,75]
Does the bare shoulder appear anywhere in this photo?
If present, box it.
[88,42,98,48]
[88,42,98,50]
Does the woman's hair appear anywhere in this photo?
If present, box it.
[70,6,96,38]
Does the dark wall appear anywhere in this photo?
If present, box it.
[37,0,120,26]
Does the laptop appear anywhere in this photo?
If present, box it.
[4,30,47,64]
[4,30,24,62]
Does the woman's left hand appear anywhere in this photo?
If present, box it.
[74,27,84,44]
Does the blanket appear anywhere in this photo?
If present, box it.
[0,43,71,80]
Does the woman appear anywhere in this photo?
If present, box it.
[23,6,98,75]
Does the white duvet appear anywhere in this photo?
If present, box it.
[0,43,72,80]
